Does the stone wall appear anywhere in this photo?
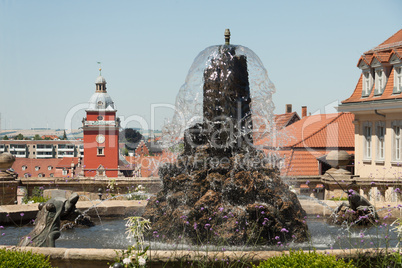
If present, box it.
[0,180,18,205]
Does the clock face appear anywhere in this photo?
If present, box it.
[96,134,105,144]
[97,115,103,121]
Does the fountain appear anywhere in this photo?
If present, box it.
[17,192,93,247]
[143,29,309,245]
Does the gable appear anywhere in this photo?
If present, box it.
[390,53,402,65]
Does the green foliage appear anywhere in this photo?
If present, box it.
[120,128,143,149]
[23,187,49,204]
[33,134,42,140]
[122,147,129,156]
[110,217,150,267]
[14,133,24,140]
[350,251,402,268]
[2,135,8,140]
[0,248,54,268]
[253,249,356,268]
[329,197,348,201]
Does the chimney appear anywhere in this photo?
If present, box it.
[302,106,307,118]
[286,104,292,114]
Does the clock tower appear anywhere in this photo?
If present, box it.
[83,70,120,177]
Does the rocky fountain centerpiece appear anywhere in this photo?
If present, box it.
[143,30,309,245]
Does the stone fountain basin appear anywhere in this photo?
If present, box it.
[0,200,147,225]
[1,199,400,225]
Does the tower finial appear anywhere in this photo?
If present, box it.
[224,29,230,45]
[97,62,102,76]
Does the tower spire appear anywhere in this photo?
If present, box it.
[97,62,102,76]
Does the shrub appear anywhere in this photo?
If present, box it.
[253,249,356,268]
[23,186,49,204]
[0,248,54,268]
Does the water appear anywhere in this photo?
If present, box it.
[1,217,398,250]
[161,44,276,151]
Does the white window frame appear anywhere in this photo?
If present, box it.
[362,70,373,96]
[394,65,402,94]
[363,122,372,161]
[392,120,402,163]
[376,121,385,162]
[97,147,105,156]
[62,169,68,176]
[375,68,385,95]
[35,166,40,171]
[22,165,27,171]
[48,166,53,170]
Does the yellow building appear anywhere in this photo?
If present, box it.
[338,29,402,202]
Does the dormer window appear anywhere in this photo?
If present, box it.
[362,70,373,96]
[374,68,385,95]
[22,165,27,171]
[394,65,402,94]
[35,166,40,171]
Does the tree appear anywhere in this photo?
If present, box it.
[120,128,143,150]
[15,133,24,140]
[62,130,67,140]
[121,147,129,156]
[33,134,42,140]
[2,135,8,140]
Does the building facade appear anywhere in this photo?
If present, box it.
[0,140,83,159]
[338,29,402,201]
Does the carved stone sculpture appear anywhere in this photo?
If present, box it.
[18,193,79,247]
[331,189,378,225]
[0,153,17,180]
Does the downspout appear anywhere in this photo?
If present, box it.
[374,109,386,117]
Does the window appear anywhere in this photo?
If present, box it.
[97,147,104,156]
[392,121,402,162]
[22,165,27,171]
[375,68,385,95]
[38,173,43,178]
[363,122,372,160]
[376,122,385,161]
[35,166,40,171]
[362,70,373,96]
[50,173,54,177]
[394,65,402,93]
[48,166,53,170]
[62,169,68,175]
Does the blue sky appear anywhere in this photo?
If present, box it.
[0,0,401,131]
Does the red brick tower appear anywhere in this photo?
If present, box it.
[83,70,119,177]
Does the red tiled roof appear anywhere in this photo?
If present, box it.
[12,158,61,177]
[57,157,79,168]
[274,112,300,129]
[259,112,354,177]
[41,135,59,140]
[376,29,402,49]
[343,29,402,104]
[125,151,176,177]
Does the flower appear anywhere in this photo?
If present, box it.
[123,257,131,264]
[138,256,146,266]
[20,213,24,217]
[280,228,289,233]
